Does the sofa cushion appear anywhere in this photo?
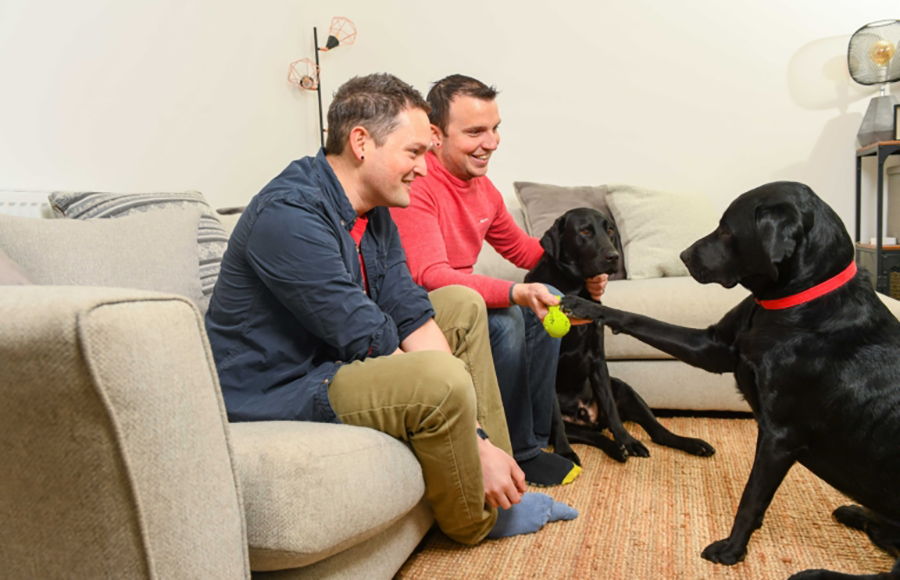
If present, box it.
[606,184,718,279]
[229,421,426,572]
[513,181,625,279]
[603,277,750,360]
[0,247,32,285]
[0,209,204,308]
[49,191,228,314]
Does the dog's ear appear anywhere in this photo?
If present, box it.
[539,214,567,259]
[755,203,805,280]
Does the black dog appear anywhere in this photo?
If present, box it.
[526,207,715,462]
[561,183,900,580]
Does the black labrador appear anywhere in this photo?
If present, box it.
[526,207,715,462]
[561,182,900,580]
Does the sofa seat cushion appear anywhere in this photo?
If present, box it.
[603,277,750,360]
[229,421,427,572]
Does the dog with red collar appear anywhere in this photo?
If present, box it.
[561,182,900,580]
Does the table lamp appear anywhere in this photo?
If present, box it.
[849,20,900,147]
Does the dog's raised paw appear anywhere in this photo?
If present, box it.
[701,538,747,565]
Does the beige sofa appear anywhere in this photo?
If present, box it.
[0,205,433,580]
[4,188,898,579]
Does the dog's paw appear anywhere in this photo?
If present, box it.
[787,570,838,580]
[684,438,716,457]
[622,438,650,458]
[559,295,604,322]
[832,505,867,531]
[601,444,628,463]
[701,538,747,566]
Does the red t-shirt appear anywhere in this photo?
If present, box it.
[390,151,543,308]
[349,214,368,294]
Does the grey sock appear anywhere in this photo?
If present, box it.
[486,492,578,539]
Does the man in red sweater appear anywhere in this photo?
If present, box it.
[391,75,607,486]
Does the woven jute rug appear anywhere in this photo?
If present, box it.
[397,418,894,580]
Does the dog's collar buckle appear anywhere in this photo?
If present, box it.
[755,262,857,310]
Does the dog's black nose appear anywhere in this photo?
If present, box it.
[680,249,691,267]
[606,251,619,264]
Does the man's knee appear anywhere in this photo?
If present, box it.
[488,306,526,346]
[411,351,477,412]
[430,285,486,318]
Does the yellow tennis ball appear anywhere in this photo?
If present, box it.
[543,304,571,338]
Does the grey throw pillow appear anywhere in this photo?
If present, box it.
[49,191,228,313]
[0,209,204,308]
[0,247,33,285]
[513,181,625,280]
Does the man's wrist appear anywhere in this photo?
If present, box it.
[508,283,517,306]
[476,427,490,440]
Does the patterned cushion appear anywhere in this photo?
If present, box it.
[49,191,228,314]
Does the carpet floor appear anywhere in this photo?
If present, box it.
[397,417,894,580]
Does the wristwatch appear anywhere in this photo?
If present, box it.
[476,427,489,440]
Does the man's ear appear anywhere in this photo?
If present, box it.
[539,214,567,259]
[348,125,371,161]
[430,124,444,148]
[755,203,805,281]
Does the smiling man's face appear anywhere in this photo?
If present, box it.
[432,95,501,181]
[361,106,431,209]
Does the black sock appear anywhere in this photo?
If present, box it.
[518,450,582,487]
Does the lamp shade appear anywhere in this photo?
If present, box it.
[848,20,900,86]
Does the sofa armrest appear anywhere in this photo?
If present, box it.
[0,286,249,579]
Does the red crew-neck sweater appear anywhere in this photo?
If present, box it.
[390,151,544,308]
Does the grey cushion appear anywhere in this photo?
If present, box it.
[0,209,204,308]
[605,184,719,280]
[229,421,427,572]
[0,248,32,285]
[513,181,626,280]
[49,191,228,314]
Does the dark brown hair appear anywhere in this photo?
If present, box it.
[426,74,498,134]
[325,73,430,155]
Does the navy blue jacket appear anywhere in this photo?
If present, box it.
[205,150,434,423]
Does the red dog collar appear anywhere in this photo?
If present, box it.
[755,262,857,310]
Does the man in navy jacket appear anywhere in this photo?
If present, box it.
[206,74,576,544]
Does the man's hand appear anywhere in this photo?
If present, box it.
[585,273,609,301]
[478,436,526,509]
[511,282,560,320]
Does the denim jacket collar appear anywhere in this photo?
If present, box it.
[313,148,360,231]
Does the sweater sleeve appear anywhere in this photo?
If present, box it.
[391,189,516,308]
[484,190,544,271]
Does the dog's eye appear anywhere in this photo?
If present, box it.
[580,228,593,237]
[607,227,615,237]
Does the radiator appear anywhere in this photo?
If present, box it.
[0,191,53,218]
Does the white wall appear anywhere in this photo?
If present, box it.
[0,0,896,239]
